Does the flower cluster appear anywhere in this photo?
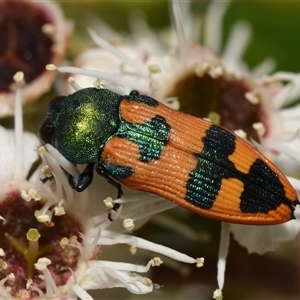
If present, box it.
[1,0,300,299]
[0,1,204,299]
[0,72,203,300]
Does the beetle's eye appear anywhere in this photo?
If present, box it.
[39,122,54,144]
[129,90,139,96]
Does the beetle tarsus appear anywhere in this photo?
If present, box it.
[107,203,121,222]
[40,173,54,183]
[96,165,124,221]
[68,163,94,192]
[68,173,76,189]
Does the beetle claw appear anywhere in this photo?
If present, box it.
[68,163,94,192]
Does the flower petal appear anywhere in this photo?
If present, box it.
[80,263,153,294]
[230,220,300,254]
[0,127,39,188]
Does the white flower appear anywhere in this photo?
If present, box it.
[0,73,202,299]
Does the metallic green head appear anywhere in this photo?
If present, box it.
[39,88,122,164]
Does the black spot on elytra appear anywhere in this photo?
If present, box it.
[103,164,134,180]
[126,92,158,107]
[185,125,295,216]
[117,114,171,162]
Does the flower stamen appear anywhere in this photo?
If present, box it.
[130,246,137,255]
[153,257,163,266]
[234,129,247,139]
[54,205,65,216]
[68,76,83,91]
[41,165,54,178]
[41,23,55,36]
[252,122,266,137]
[21,190,32,202]
[88,28,148,76]
[34,210,50,223]
[123,218,134,231]
[245,91,260,104]
[213,288,223,300]
[28,188,41,201]
[194,62,211,77]
[148,64,161,74]
[216,222,230,297]
[93,78,102,89]
[0,260,7,270]
[13,71,24,182]
[34,257,58,297]
[103,197,114,209]
[207,112,221,125]
[0,273,15,286]
[196,257,205,268]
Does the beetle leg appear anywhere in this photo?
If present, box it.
[95,164,123,198]
[96,164,122,221]
[40,173,54,183]
[68,163,94,192]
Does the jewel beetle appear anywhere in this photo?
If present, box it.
[39,87,299,225]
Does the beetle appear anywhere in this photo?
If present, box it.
[39,87,299,225]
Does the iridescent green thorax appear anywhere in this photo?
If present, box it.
[39,88,122,164]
